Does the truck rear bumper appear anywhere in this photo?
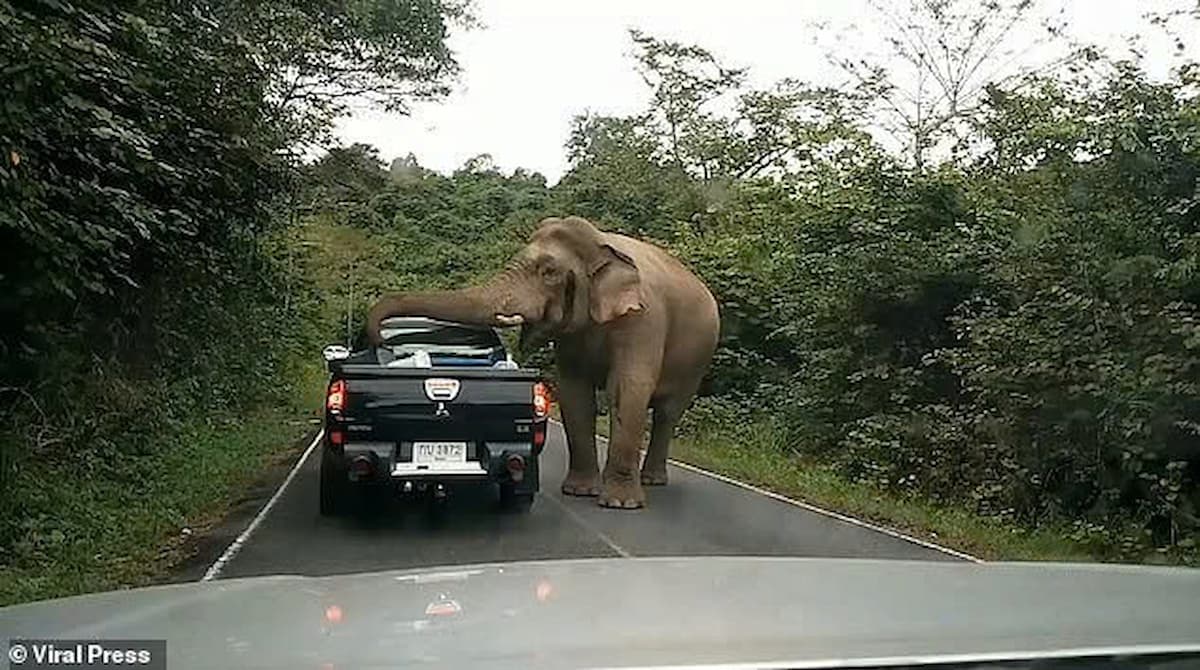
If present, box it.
[390,462,488,477]
[330,439,540,493]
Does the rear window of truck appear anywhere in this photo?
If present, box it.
[378,318,504,363]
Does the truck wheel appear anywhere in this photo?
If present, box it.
[319,449,348,516]
[500,485,535,513]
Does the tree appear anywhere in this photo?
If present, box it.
[629,29,746,174]
[0,0,468,588]
[557,31,879,235]
[456,153,500,177]
[389,153,428,182]
[1146,2,1200,59]
[303,143,389,214]
[0,0,465,359]
[818,0,1088,169]
[218,0,473,149]
[557,113,692,234]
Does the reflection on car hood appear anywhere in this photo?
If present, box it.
[3,557,1200,669]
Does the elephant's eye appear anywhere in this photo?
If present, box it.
[540,265,562,282]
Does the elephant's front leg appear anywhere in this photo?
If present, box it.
[598,375,653,509]
[558,372,601,496]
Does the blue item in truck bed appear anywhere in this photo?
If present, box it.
[432,356,494,367]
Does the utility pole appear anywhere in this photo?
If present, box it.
[345,262,355,347]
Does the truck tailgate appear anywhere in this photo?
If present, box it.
[335,366,538,443]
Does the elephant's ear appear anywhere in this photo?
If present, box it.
[588,244,645,324]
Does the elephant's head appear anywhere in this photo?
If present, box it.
[366,216,645,350]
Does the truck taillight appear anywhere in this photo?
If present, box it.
[327,379,347,414]
[533,382,551,419]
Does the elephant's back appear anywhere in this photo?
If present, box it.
[635,237,717,318]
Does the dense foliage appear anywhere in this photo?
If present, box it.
[555,33,1200,560]
[0,0,463,596]
[298,38,1200,561]
[294,18,1200,560]
[295,146,555,369]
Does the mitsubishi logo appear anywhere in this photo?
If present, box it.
[424,378,459,419]
[423,378,461,401]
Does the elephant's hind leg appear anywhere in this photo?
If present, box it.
[642,394,690,486]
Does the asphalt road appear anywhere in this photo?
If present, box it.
[216,422,957,579]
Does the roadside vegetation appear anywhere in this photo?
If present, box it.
[671,404,1099,563]
[3,0,1198,606]
[0,0,467,605]
[303,2,1200,566]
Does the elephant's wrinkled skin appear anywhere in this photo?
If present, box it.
[366,217,720,509]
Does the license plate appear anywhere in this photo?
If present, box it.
[413,442,467,464]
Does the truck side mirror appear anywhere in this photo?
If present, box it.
[322,344,351,362]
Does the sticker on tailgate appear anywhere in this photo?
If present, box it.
[423,378,461,401]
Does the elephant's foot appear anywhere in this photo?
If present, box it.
[598,474,646,509]
[561,470,601,497]
[640,468,668,486]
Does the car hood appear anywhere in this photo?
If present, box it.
[3,557,1200,669]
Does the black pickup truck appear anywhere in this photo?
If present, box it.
[319,317,550,515]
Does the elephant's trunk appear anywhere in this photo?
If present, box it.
[365,279,525,345]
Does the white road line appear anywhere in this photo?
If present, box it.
[544,494,634,558]
[666,460,983,563]
[200,430,325,581]
[550,419,983,563]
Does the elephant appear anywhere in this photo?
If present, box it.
[366,216,720,509]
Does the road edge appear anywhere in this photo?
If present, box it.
[665,459,983,563]
[551,419,983,563]
[199,429,325,581]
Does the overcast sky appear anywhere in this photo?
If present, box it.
[333,0,1193,183]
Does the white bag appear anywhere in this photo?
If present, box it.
[386,349,433,368]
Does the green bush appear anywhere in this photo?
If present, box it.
[554,46,1199,560]
[0,0,463,600]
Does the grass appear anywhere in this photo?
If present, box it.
[591,412,1104,563]
[669,425,1102,563]
[0,361,325,607]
